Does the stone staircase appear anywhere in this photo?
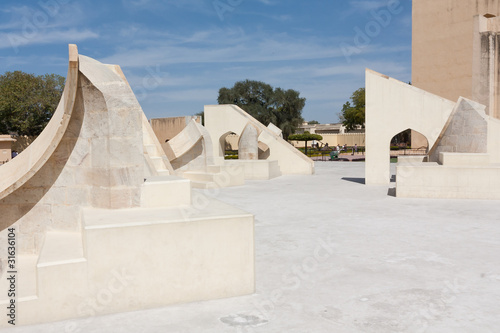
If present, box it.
[142,113,172,177]
[181,165,245,189]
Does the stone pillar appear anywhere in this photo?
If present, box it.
[472,15,500,120]
[238,124,259,160]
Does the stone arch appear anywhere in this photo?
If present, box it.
[386,128,429,175]
[219,131,235,157]
[390,128,429,152]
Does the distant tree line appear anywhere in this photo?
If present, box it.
[218,79,306,140]
[0,71,65,136]
[339,87,365,131]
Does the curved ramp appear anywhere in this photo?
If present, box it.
[163,119,204,161]
[0,45,79,200]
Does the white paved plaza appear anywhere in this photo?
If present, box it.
[5,162,500,333]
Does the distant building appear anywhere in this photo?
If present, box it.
[296,122,364,135]
[0,135,16,164]
[291,122,365,148]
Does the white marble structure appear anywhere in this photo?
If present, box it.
[0,45,254,327]
[366,65,500,199]
[204,104,314,179]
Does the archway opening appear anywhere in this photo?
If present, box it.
[219,132,238,159]
[390,129,429,161]
[389,128,429,182]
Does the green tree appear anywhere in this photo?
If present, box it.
[339,87,365,131]
[217,80,306,140]
[195,111,204,125]
[0,71,65,136]
[288,132,323,156]
[308,120,319,124]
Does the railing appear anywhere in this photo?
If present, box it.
[390,148,427,156]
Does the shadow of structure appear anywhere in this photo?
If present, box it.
[341,177,366,185]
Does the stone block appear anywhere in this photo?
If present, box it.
[64,187,90,206]
[90,137,109,169]
[50,205,81,232]
[109,137,143,168]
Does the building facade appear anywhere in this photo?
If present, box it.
[412,0,500,102]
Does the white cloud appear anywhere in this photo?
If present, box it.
[0,29,99,50]
[99,29,346,68]
[349,0,389,11]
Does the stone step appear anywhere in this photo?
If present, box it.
[141,175,191,207]
[0,231,86,306]
[206,165,221,173]
[224,160,282,180]
[83,196,253,228]
[190,180,217,189]
[38,232,85,267]
[182,171,216,182]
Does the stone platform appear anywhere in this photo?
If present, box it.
[5,162,500,332]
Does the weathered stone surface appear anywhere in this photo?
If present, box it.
[429,98,488,162]
[0,47,147,253]
[0,46,255,330]
[205,104,314,175]
[239,124,259,160]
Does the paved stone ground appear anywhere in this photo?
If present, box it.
[4,162,500,332]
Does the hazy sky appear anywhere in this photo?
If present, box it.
[0,0,412,123]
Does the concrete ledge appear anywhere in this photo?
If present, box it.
[225,160,282,180]
[0,198,254,327]
[82,199,254,316]
[396,164,500,199]
[439,152,490,166]
[397,156,427,165]
[141,175,191,207]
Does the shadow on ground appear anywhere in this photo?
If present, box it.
[341,177,365,185]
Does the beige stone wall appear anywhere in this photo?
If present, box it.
[151,116,201,143]
[410,131,428,149]
[225,134,239,150]
[412,0,500,102]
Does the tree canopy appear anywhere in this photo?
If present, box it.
[288,132,323,156]
[217,79,306,140]
[0,71,65,136]
[339,87,365,131]
[288,132,323,142]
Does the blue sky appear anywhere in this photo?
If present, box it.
[0,0,412,124]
